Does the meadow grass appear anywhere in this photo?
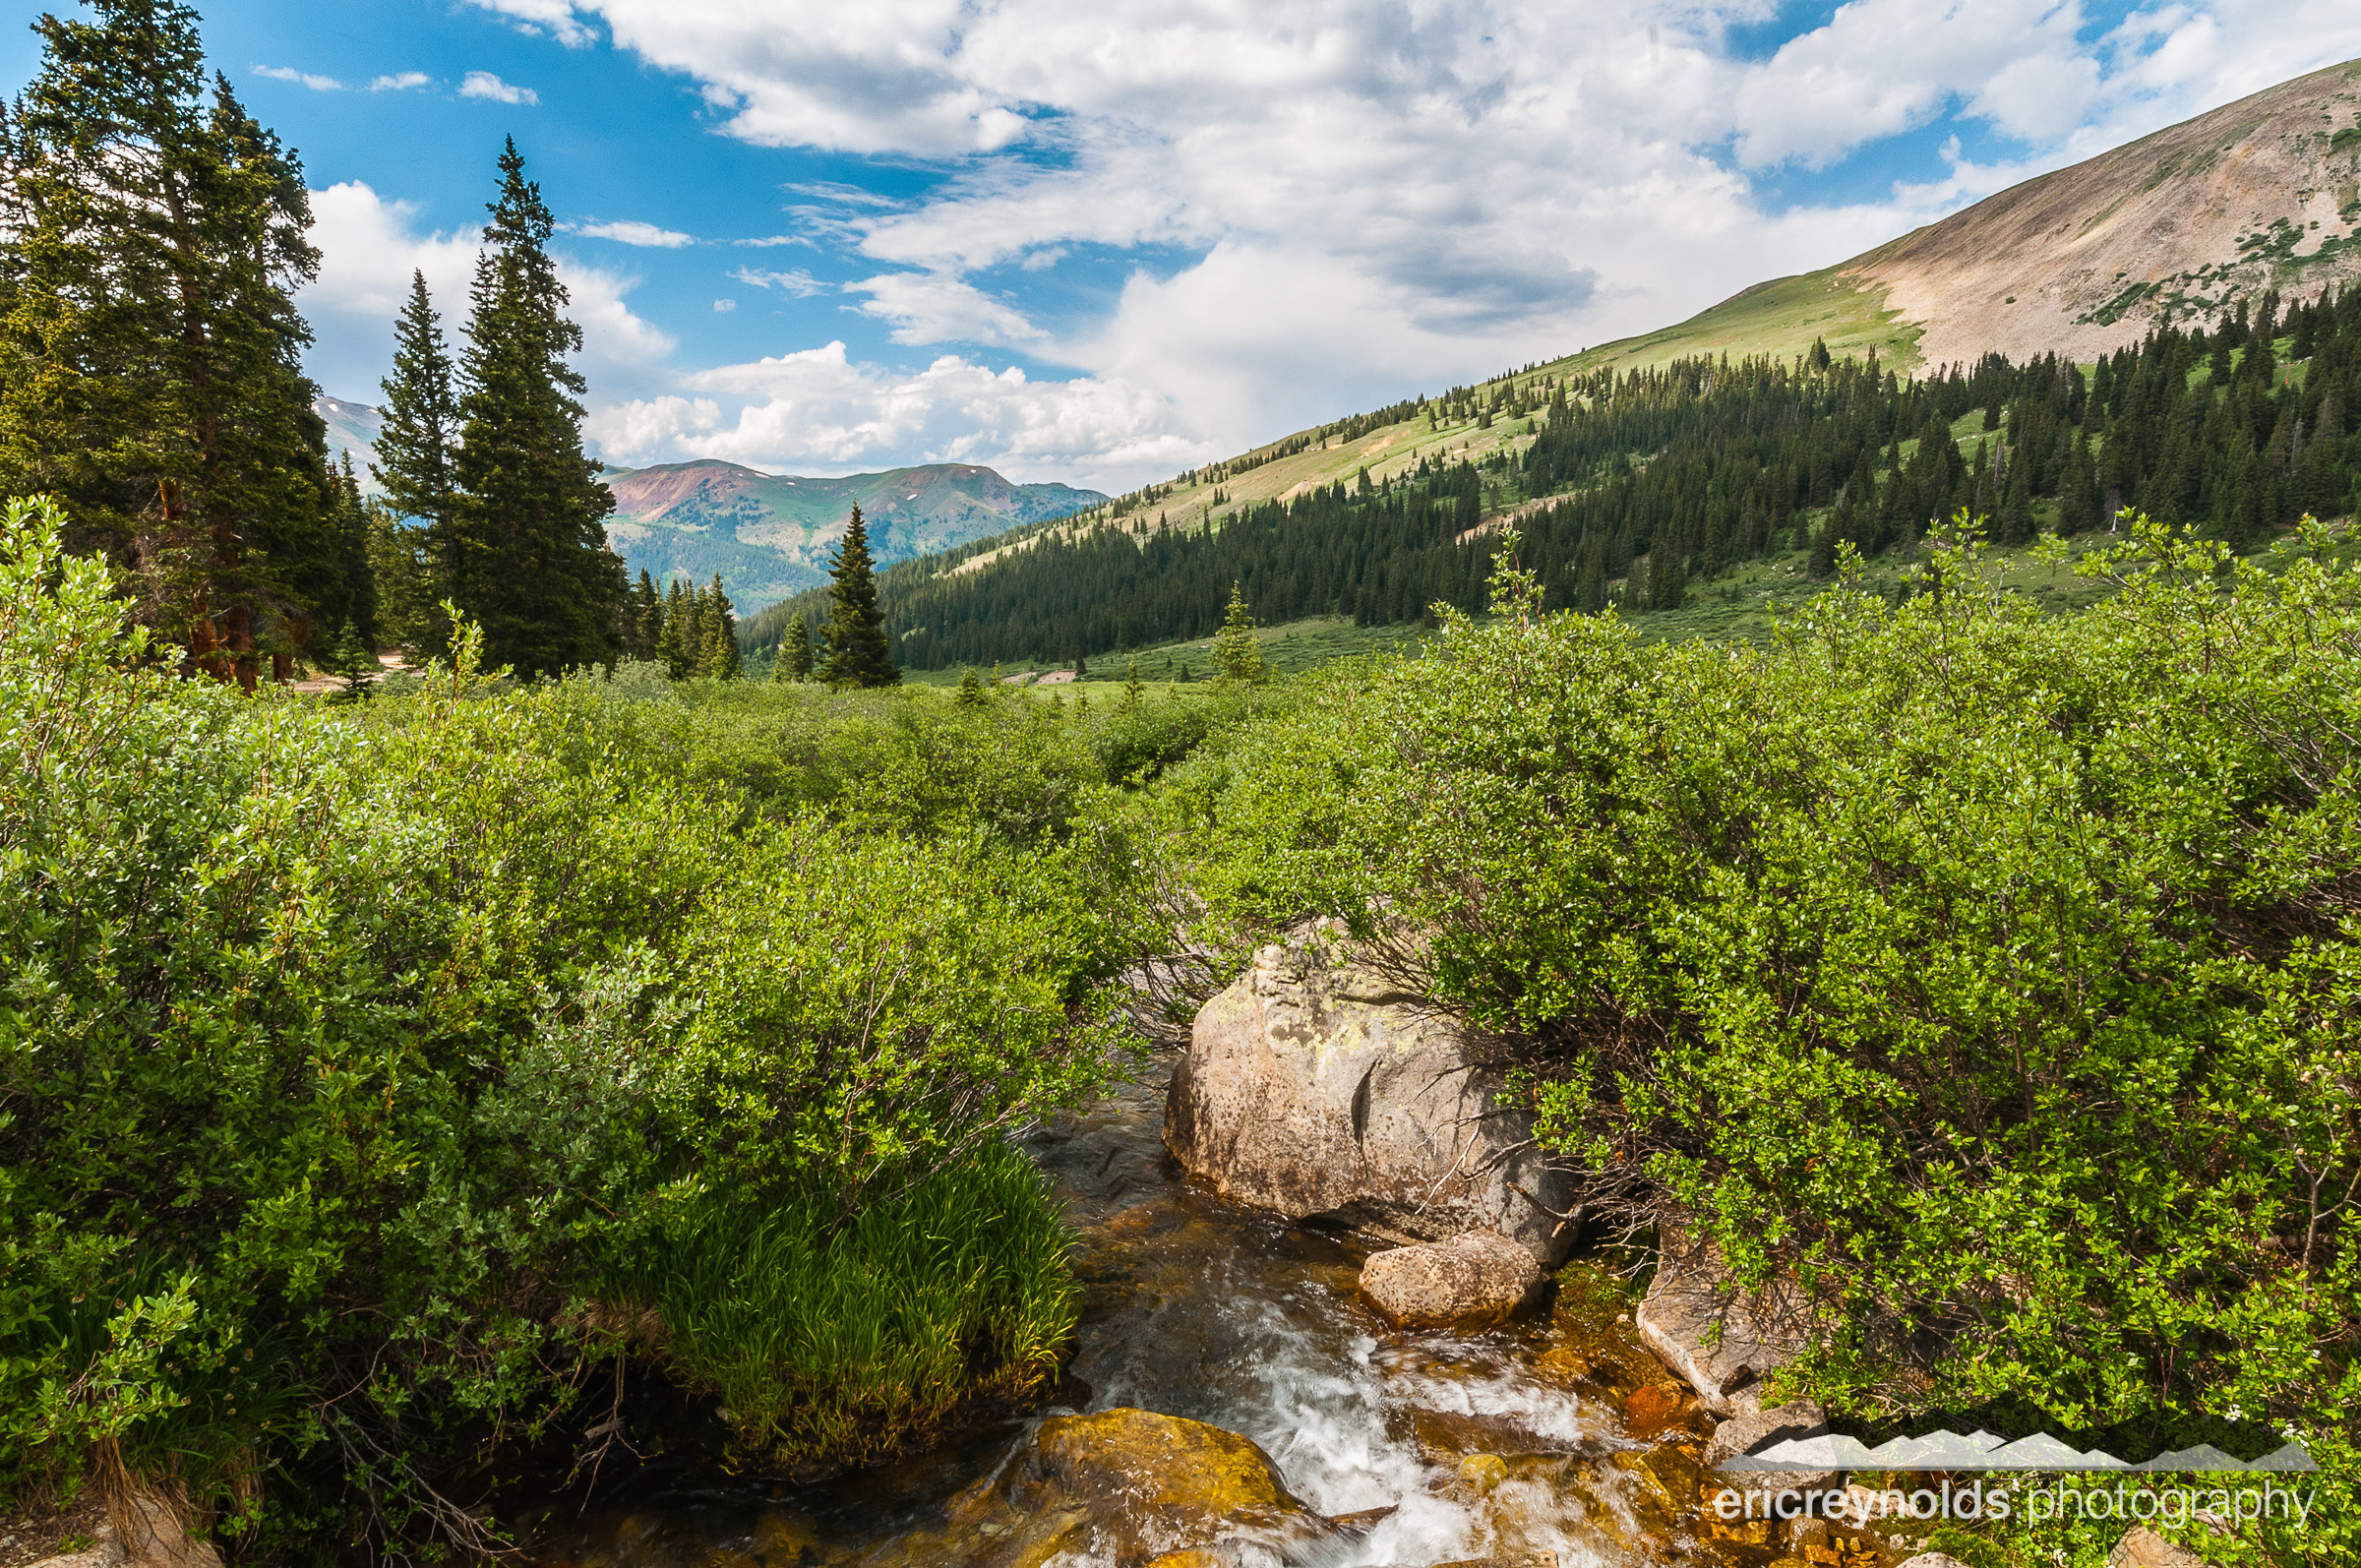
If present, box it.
[602,1142,1078,1467]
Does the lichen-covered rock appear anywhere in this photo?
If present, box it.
[1361,1232,1546,1328]
[1017,1408,1327,1564]
[1166,927,1577,1263]
[1636,1229,1821,1417]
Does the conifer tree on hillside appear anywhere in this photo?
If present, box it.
[332,452,380,650]
[822,506,899,688]
[629,569,661,660]
[449,139,622,676]
[1210,581,1269,685]
[374,271,459,638]
[777,611,813,682]
[0,0,344,687]
[699,573,741,680]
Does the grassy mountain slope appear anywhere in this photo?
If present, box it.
[797,54,2361,660]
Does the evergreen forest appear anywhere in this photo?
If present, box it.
[749,289,2361,671]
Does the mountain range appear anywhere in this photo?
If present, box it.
[870,55,2361,611]
[310,396,1104,613]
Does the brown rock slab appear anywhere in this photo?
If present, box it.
[1361,1231,1546,1329]
[1020,1407,1327,1563]
[2106,1529,2212,1568]
[1636,1229,1823,1417]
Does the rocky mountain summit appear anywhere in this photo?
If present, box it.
[1843,57,2361,365]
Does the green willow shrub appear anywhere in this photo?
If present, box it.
[1188,522,2359,1566]
[0,500,1132,1556]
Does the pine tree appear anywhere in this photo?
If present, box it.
[1998,446,2033,545]
[822,505,898,688]
[449,139,622,676]
[333,452,379,648]
[630,569,660,659]
[0,0,343,687]
[700,573,741,680]
[374,270,458,621]
[657,579,690,678]
[366,507,436,653]
[956,667,987,705]
[779,611,813,681]
[1122,657,1144,711]
[1210,581,1268,685]
[327,620,377,703]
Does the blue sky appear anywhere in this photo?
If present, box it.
[8,0,2358,491]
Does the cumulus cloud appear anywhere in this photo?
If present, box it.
[574,219,696,247]
[298,180,674,403]
[452,0,2361,491]
[713,298,736,312]
[370,72,432,91]
[586,342,1206,488]
[846,272,1050,348]
[255,65,343,91]
[459,71,539,105]
[471,0,600,47]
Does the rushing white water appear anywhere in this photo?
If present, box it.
[521,1061,1680,1568]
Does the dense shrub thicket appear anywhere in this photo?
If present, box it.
[1172,517,2361,1565]
[0,499,1156,1556]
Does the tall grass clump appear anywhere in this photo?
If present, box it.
[604,1143,1076,1465]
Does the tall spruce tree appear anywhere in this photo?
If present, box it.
[333,452,380,649]
[0,0,342,687]
[779,611,813,681]
[449,139,622,676]
[821,506,898,687]
[374,270,458,629]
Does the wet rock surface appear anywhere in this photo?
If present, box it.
[1362,1233,1547,1329]
[512,1054,1894,1568]
[1164,927,1579,1264]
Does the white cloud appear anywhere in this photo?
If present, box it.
[732,267,827,296]
[713,299,737,312]
[298,180,674,403]
[575,219,696,247]
[256,65,343,91]
[459,71,540,106]
[846,272,1050,348]
[454,0,2361,493]
[370,72,432,92]
[471,0,599,47]
[586,341,1205,488]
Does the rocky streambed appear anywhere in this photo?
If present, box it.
[516,935,1938,1568]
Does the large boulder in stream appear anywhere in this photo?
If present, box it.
[1165,926,1578,1264]
[1361,1232,1546,1329]
[1001,1408,1334,1564]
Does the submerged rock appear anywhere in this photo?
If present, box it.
[1166,926,1578,1263]
[1361,1232,1547,1329]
